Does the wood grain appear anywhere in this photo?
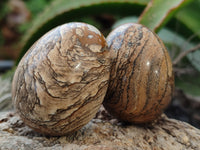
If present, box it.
[12,22,110,136]
[103,23,174,123]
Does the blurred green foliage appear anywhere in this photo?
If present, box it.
[138,0,193,32]
[0,1,9,21]
[1,0,200,99]
[25,0,52,16]
[0,0,9,46]
[19,0,54,32]
[175,0,200,39]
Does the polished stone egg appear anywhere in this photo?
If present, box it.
[12,22,110,136]
[103,23,174,123]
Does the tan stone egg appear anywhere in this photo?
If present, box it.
[12,22,110,136]
[103,23,174,123]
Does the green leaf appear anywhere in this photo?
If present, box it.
[26,0,48,18]
[176,72,200,97]
[112,16,138,29]
[158,28,200,98]
[19,0,149,63]
[138,0,193,32]
[175,0,200,39]
[158,28,200,72]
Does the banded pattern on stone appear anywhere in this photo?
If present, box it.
[103,23,174,123]
[12,22,110,136]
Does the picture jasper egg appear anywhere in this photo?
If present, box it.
[12,22,110,136]
[103,23,174,123]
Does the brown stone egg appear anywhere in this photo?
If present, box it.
[12,22,110,136]
[103,23,174,123]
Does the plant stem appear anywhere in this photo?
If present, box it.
[173,43,200,66]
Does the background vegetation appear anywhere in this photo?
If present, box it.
[0,0,200,128]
